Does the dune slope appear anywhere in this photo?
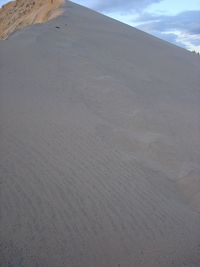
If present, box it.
[0,1,200,266]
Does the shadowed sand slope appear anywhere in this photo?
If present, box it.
[0,0,64,39]
[0,1,200,266]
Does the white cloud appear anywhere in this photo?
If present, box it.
[170,30,200,52]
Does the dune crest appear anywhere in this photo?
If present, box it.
[0,0,64,39]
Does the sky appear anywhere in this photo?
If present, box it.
[0,0,200,52]
[71,0,200,52]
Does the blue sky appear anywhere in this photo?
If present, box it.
[1,0,200,52]
[71,0,200,52]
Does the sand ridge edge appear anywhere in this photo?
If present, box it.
[0,0,65,39]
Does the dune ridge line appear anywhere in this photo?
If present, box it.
[0,0,65,39]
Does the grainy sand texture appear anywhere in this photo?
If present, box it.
[0,1,200,266]
[0,0,64,39]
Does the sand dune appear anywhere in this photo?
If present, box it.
[0,1,200,266]
[0,0,64,39]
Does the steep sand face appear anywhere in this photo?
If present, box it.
[0,0,64,39]
[1,2,200,267]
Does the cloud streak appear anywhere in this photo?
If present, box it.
[136,11,200,34]
[73,0,162,12]
[92,0,162,12]
[135,11,200,51]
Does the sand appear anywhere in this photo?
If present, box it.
[0,0,64,39]
[0,1,200,266]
